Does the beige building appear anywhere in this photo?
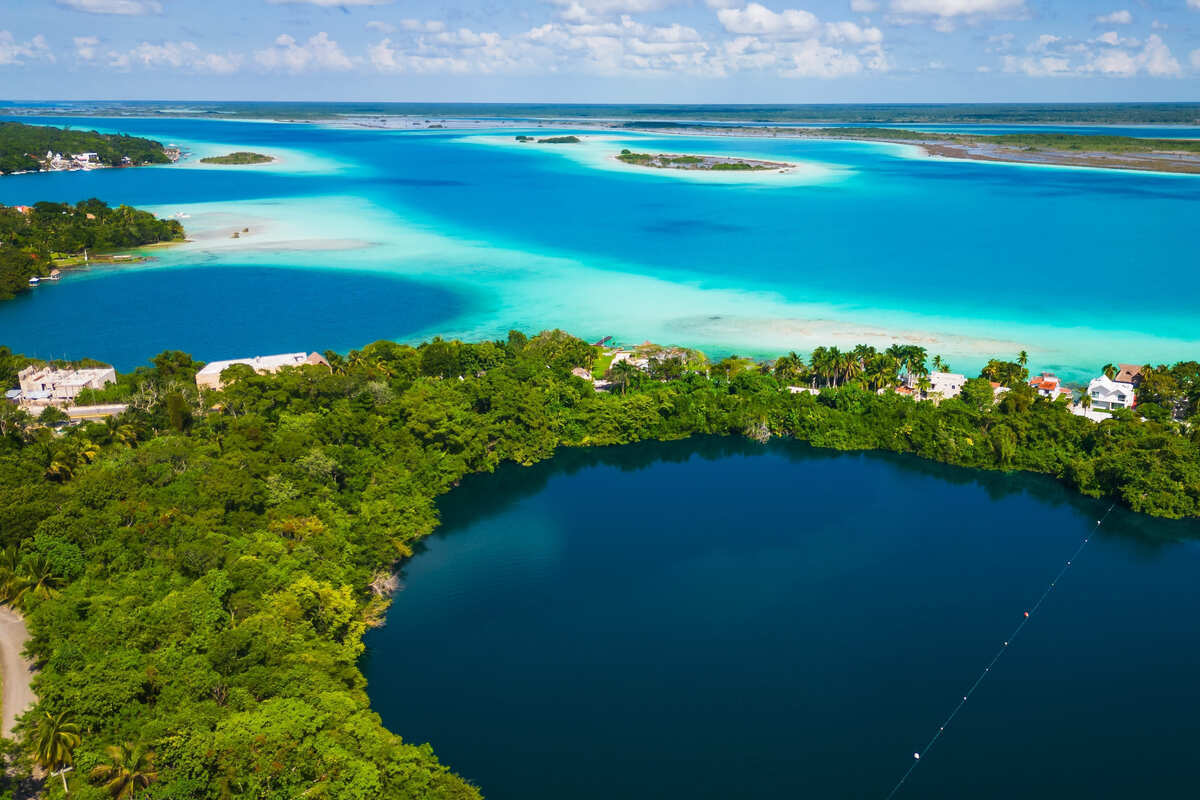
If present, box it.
[12,365,116,408]
[195,352,330,390]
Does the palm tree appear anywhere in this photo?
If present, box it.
[932,354,945,373]
[1102,363,1117,380]
[90,743,158,799]
[608,360,638,395]
[34,710,82,793]
[917,375,932,399]
[11,555,65,610]
[0,546,21,604]
[1017,350,1029,367]
[826,347,843,387]
[1080,393,1092,412]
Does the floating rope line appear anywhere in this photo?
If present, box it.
[883,502,1118,800]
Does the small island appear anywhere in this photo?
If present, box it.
[199,151,275,165]
[537,135,581,144]
[616,149,792,172]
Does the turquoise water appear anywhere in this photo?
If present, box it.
[363,439,1200,799]
[1,114,1198,376]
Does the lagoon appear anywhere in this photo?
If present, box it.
[363,438,1200,800]
[0,112,1198,377]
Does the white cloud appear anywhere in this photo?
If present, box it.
[549,0,681,22]
[400,19,447,32]
[1189,0,1200,9]
[1028,34,1059,52]
[889,0,1023,18]
[266,0,392,6]
[104,40,242,73]
[365,21,396,34]
[1095,10,1131,24]
[986,32,1014,51]
[850,0,879,10]
[1006,32,1180,77]
[255,32,353,72]
[0,31,53,65]
[56,0,161,13]
[717,4,820,36]
[73,36,100,60]
[1150,19,1167,30]
[1002,54,1071,75]
[824,20,883,43]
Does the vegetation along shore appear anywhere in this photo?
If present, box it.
[616,123,1200,174]
[0,122,176,176]
[0,329,1196,796]
[616,148,792,171]
[0,201,185,300]
[198,152,274,165]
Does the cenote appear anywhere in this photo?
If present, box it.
[363,438,1200,799]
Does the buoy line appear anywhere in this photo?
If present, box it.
[883,503,1118,799]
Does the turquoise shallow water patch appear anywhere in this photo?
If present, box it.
[1,115,1197,377]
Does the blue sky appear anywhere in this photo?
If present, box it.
[1,0,1199,102]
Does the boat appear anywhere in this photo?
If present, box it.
[28,276,39,286]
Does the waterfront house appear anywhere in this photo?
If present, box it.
[1029,372,1072,401]
[1113,364,1144,386]
[1087,375,1136,410]
[195,352,330,390]
[905,371,966,399]
[13,365,117,408]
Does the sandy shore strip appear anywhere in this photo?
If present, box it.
[0,607,35,737]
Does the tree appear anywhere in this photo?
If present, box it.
[89,742,157,799]
[1102,363,1117,380]
[11,554,66,609]
[34,711,81,792]
[1017,350,1029,367]
[608,360,638,395]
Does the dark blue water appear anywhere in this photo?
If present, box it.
[6,265,462,369]
[364,439,1200,800]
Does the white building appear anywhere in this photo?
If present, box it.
[1086,375,1135,410]
[902,371,966,399]
[1029,372,1072,401]
[12,365,116,408]
[195,352,329,390]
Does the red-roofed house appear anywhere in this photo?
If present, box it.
[1029,372,1072,401]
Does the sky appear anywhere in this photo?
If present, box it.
[1,0,1199,102]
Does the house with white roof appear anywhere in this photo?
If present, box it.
[1087,375,1136,411]
[195,352,329,390]
[12,365,116,408]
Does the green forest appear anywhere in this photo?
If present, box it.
[0,122,170,175]
[0,200,185,300]
[0,331,1198,798]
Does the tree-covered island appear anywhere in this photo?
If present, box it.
[0,330,1197,797]
[616,149,792,171]
[0,201,186,300]
[198,152,275,165]
[0,122,176,175]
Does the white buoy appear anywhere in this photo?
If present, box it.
[914,753,920,759]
